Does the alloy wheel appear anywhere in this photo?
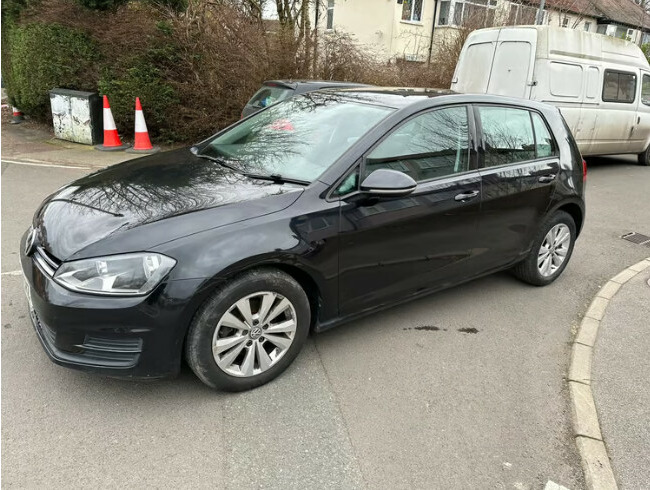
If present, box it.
[212,291,297,377]
[537,223,571,277]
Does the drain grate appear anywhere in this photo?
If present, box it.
[621,232,650,246]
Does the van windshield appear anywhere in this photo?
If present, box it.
[201,93,394,182]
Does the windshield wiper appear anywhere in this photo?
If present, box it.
[192,151,242,173]
[193,150,309,186]
[243,173,310,186]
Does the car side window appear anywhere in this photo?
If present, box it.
[642,74,650,106]
[364,106,470,183]
[478,106,535,167]
[602,70,636,104]
[531,112,556,158]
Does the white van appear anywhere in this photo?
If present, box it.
[451,25,650,165]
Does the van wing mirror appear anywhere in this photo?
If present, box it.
[359,169,417,197]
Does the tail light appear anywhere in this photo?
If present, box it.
[582,159,587,182]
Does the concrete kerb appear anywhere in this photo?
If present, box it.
[568,257,650,490]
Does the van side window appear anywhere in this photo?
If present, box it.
[364,106,470,183]
[478,106,535,167]
[531,113,556,158]
[602,70,637,103]
[642,75,650,106]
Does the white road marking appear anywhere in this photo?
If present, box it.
[1,270,23,276]
[1,159,90,170]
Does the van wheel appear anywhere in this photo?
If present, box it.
[511,211,576,287]
[638,146,650,166]
[185,268,310,391]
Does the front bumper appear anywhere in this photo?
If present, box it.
[20,233,207,379]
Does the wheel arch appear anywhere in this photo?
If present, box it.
[555,201,584,237]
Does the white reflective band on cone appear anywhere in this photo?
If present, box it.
[134,110,148,133]
[103,108,117,131]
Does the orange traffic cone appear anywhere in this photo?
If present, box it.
[95,95,129,151]
[10,106,24,124]
[126,97,160,154]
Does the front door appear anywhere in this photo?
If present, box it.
[337,105,482,316]
[473,105,560,271]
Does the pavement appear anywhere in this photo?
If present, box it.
[2,120,650,489]
[592,265,650,489]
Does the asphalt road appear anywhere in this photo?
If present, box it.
[2,156,649,489]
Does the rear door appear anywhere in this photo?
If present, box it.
[633,71,650,153]
[487,28,537,99]
[473,105,560,272]
[451,29,499,93]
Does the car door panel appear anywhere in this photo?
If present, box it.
[338,173,481,316]
[475,159,559,269]
[335,104,480,316]
[472,105,560,272]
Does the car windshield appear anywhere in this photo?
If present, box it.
[201,93,394,182]
[247,85,294,109]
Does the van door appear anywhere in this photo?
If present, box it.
[591,69,638,155]
[451,30,499,93]
[487,29,537,99]
[632,71,650,154]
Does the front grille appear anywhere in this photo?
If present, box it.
[33,247,61,277]
[80,336,143,354]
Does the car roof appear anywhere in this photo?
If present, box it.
[263,80,370,89]
[312,87,561,113]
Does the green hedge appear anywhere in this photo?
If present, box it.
[98,50,178,140]
[4,22,97,116]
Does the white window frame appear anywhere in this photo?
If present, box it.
[401,0,425,23]
[326,0,335,30]
[508,1,538,25]
[440,0,498,28]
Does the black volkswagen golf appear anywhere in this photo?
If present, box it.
[21,89,586,391]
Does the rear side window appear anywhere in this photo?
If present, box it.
[478,106,535,167]
[602,70,636,103]
[246,85,293,109]
[531,113,556,158]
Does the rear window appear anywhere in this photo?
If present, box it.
[246,85,293,109]
[602,70,636,103]
[479,106,535,167]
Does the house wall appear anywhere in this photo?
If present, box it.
[322,0,646,62]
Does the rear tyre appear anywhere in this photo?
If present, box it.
[185,268,310,391]
[511,211,576,287]
[638,146,650,166]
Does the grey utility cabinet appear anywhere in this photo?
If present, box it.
[49,89,102,145]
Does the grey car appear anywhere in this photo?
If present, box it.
[241,80,370,118]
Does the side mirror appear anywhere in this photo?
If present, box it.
[359,169,417,197]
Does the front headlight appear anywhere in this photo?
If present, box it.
[54,253,176,296]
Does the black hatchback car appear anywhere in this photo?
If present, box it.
[21,89,586,391]
[240,79,370,118]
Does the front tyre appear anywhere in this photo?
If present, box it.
[511,211,576,287]
[185,269,310,391]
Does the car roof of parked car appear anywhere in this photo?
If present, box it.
[263,80,371,89]
[314,87,562,113]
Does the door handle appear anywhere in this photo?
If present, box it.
[538,174,556,183]
[454,190,479,202]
